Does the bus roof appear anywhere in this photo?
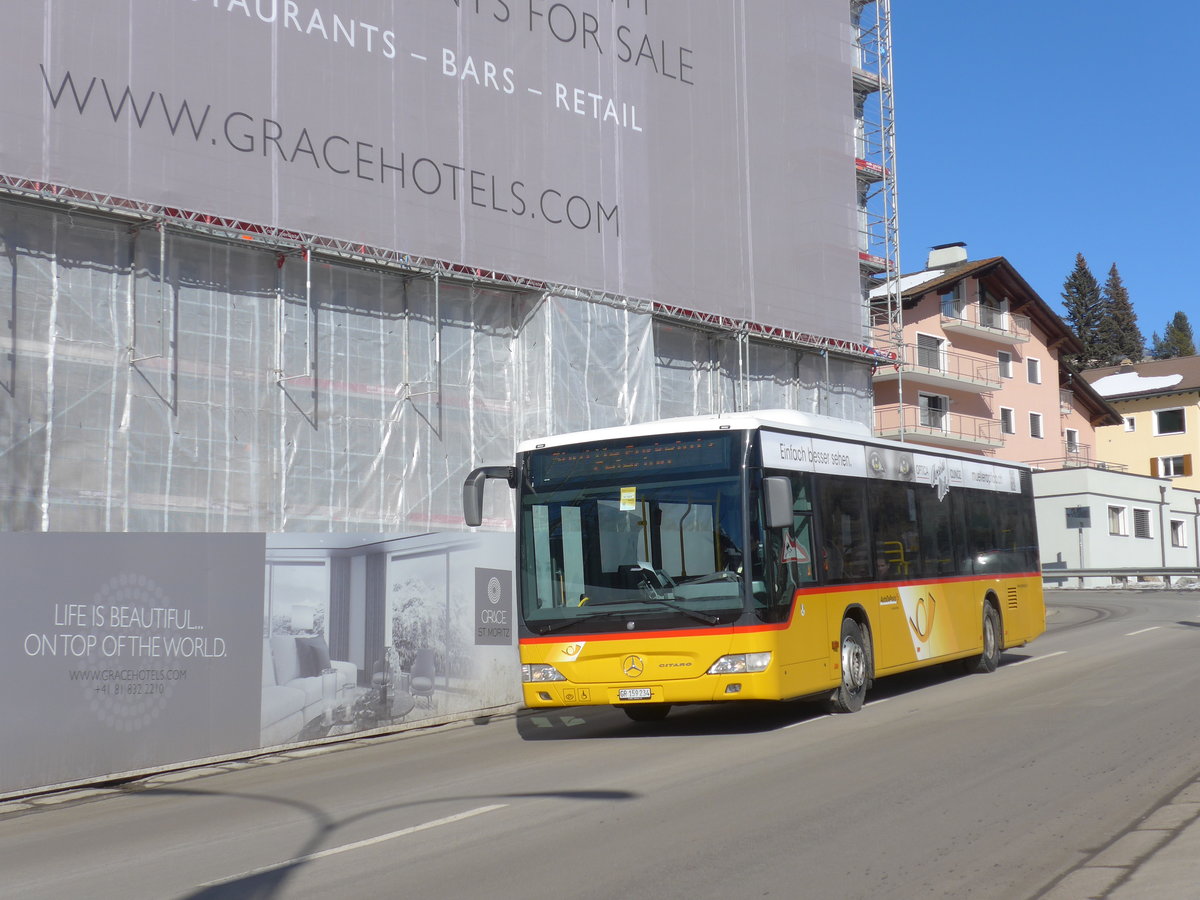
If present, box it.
[516,409,1032,472]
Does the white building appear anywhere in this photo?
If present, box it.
[1034,467,1200,588]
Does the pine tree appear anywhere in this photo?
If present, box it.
[1060,253,1104,368]
[1095,263,1144,364]
[1149,311,1197,359]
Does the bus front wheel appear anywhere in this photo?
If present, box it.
[963,603,1002,674]
[830,618,870,713]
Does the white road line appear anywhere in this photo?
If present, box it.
[195,804,507,888]
[784,714,829,729]
[1126,626,1161,636]
[1008,650,1067,667]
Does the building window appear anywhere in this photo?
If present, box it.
[999,407,1015,435]
[1027,357,1042,384]
[916,333,945,371]
[1123,416,1136,432]
[1029,412,1043,439]
[1133,508,1152,539]
[1171,519,1188,548]
[1155,455,1192,478]
[980,295,1008,330]
[1065,428,1079,453]
[940,283,963,319]
[919,393,949,431]
[1108,506,1127,536]
[997,350,1012,379]
[1154,408,1186,435]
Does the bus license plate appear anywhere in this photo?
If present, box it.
[618,688,652,701]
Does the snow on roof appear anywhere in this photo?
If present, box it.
[1090,371,1184,398]
[868,269,945,299]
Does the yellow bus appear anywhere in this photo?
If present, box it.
[464,410,1045,720]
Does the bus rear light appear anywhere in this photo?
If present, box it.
[707,652,771,675]
[522,663,567,683]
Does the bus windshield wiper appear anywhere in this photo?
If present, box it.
[535,599,720,633]
[625,597,721,625]
[535,610,628,635]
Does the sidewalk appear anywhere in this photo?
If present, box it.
[1042,778,1200,898]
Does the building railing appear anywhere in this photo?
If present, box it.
[878,342,1000,390]
[940,304,1031,343]
[875,404,1003,447]
[1025,453,1129,473]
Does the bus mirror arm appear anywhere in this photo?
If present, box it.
[762,476,794,530]
[463,466,517,527]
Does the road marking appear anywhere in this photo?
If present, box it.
[784,714,830,729]
[194,804,507,888]
[1125,626,1160,636]
[1009,650,1067,667]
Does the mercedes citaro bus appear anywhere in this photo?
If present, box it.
[464,410,1044,720]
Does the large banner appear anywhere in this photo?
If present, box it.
[2,531,517,798]
[3,533,265,795]
[0,0,860,340]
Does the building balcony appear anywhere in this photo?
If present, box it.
[852,66,885,95]
[1025,447,1128,473]
[858,251,889,274]
[940,304,1031,345]
[872,343,1001,393]
[855,158,887,183]
[874,405,1004,450]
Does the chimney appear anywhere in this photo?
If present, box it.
[927,242,968,269]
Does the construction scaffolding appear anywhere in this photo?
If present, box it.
[0,191,874,535]
[852,0,904,407]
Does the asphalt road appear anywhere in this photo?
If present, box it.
[2,589,1198,899]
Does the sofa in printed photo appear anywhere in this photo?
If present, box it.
[260,635,358,746]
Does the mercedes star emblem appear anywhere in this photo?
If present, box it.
[623,655,645,678]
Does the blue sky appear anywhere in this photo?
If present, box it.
[891,2,1193,347]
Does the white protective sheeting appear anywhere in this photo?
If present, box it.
[0,198,872,534]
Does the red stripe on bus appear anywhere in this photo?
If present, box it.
[520,571,1041,644]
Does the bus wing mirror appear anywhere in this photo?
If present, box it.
[763,476,794,530]
[463,466,516,527]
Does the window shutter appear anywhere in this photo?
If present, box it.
[1150,457,1160,477]
[1185,455,1194,477]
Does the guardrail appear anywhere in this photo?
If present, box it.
[1042,565,1200,588]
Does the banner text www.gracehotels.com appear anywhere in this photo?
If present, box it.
[37,65,621,238]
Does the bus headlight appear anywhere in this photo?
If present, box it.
[707,652,772,675]
[522,663,567,683]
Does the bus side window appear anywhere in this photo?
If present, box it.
[867,480,917,578]
[914,486,956,577]
[787,473,816,585]
[752,472,814,622]
[817,477,870,583]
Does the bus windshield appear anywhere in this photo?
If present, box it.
[519,434,747,634]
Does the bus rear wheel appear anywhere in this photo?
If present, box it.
[830,618,870,713]
[963,603,1001,674]
[620,703,672,722]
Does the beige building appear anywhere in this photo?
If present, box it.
[872,243,1121,462]
[1081,356,1200,491]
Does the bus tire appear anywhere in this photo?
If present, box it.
[830,618,870,713]
[964,603,1002,674]
[620,703,671,722]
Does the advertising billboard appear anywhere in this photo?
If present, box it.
[2,531,518,798]
[1,0,860,340]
